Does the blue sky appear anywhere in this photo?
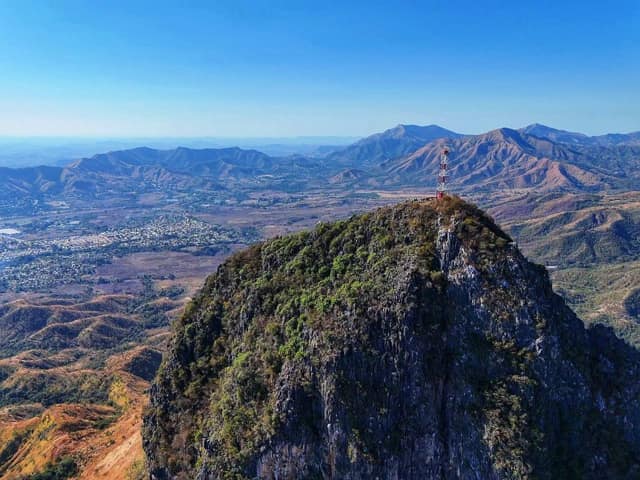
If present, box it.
[0,0,638,137]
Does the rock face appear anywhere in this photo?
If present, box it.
[143,197,640,479]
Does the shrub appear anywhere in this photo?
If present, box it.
[27,456,78,480]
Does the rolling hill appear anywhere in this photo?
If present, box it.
[0,290,175,479]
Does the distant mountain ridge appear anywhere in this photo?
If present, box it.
[0,146,322,201]
[383,127,640,191]
[323,123,640,191]
[70,146,282,176]
[0,165,66,198]
[1,123,639,204]
[520,123,640,146]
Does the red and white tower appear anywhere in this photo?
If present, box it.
[436,147,450,200]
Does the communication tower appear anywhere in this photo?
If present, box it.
[436,147,450,200]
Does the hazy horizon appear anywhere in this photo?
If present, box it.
[1,121,639,143]
[0,135,361,168]
[0,121,640,146]
[2,120,640,168]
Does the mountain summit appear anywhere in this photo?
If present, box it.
[519,123,592,145]
[144,197,640,479]
[327,124,462,165]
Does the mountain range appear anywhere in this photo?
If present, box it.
[0,147,323,202]
[521,123,640,146]
[1,123,639,205]
[383,127,640,191]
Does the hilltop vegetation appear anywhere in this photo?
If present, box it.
[144,197,640,479]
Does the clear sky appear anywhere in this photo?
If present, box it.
[0,0,638,137]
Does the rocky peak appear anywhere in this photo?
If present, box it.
[481,127,531,148]
[390,124,457,140]
[143,196,640,480]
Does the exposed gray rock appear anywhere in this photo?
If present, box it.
[144,197,640,479]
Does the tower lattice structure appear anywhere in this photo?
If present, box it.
[436,147,449,200]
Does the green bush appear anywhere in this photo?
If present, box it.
[27,456,78,480]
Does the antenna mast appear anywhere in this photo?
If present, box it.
[436,147,449,200]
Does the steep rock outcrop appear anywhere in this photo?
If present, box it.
[143,197,640,479]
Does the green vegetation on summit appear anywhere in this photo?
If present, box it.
[144,197,640,480]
